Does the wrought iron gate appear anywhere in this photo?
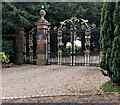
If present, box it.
[48,17,100,66]
[24,28,37,64]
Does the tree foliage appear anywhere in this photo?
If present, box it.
[110,1,120,83]
[100,2,115,73]
[2,2,102,35]
[2,2,41,34]
[100,1,120,84]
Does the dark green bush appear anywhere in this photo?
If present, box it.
[100,2,120,84]
[2,39,15,63]
[110,2,120,83]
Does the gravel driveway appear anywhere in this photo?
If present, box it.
[2,65,109,98]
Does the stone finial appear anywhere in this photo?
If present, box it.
[39,5,47,22]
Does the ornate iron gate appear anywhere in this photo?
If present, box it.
[48,17,100,66]
[24,28,37,64]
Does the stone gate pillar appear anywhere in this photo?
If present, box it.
[15,27,24,64]
[35,7,50,65]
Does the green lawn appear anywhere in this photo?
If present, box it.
[101,81,120,93]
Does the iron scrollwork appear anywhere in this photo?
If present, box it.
[56,17,96,66]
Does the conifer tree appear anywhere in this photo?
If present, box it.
[100,2,115,78]
[110,1,120,83]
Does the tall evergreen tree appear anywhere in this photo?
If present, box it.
[100,1,120,84]
[100,2,115,77]
[110,1,120,83]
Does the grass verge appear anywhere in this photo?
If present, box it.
[101,81,120,93]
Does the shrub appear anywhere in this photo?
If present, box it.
[2,39,15,63]
[100,2,120,84]
[0,52,9,63]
